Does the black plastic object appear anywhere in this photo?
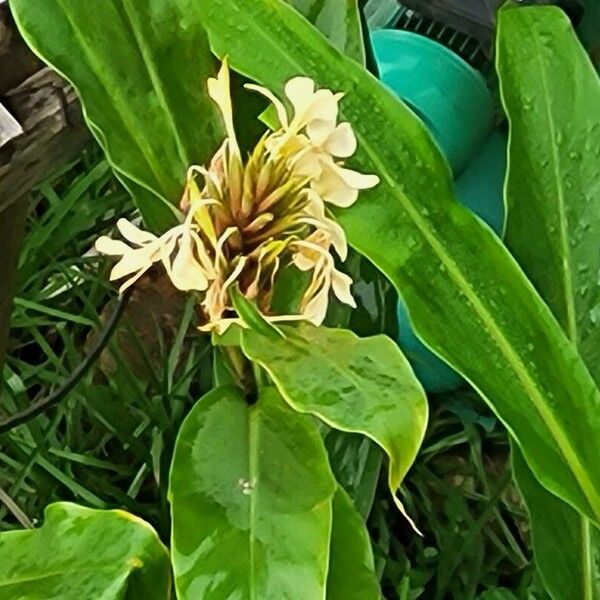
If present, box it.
[395,3,490,70]
[397,0,584,59]
[358,0,380,76]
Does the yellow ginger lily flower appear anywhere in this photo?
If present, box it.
[292,233,356,326]
[96,61,379,332]
[246,77,380,207]
[94,205,213,294]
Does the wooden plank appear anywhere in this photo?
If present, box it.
[0,7,90,374]
[0,68,90,210]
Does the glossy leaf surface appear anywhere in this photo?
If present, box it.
[11,0,223,230]
[287,0,364,64]
[0,502,170,599]
[242,324,428,523]
[513,446,600,600]
[169,385,336,599]
[197,0,600,525]
[327,486,380,600]
[498,7,600,599]
[500,6,600,382]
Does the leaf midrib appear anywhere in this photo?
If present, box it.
[532,25,578,343]
[248,405,259,600]
[508,16,593,598]
[51,0,173,195]
[241,0,600,519]
[120,0,191,169]
[532,24,593,599]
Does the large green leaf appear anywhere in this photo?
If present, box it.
[287,0,365,64]
[327,486,380,600]
[500,6,600,382]
[497,7,600,599]
[169,385,336,599]
[10,0,224,230]
[512,448,600,600]
[241,324,428,526]
[0,502,170,599]
[196,0,600,525]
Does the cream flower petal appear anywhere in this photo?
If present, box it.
[331,269,356,308]
[323,122,357,158]
[328,220,348,260]
[285,77,316,119]
[95,236,130,256]
[293,238,325,269]
[313,159,379,207]
[214,227,239,268]
[303,284,329,326]
[191,230,217,277]
[109,247,155,281]
[116,219,158,246]
[186,195,219,247]
[299,216,348,262]
[219,257,248,305]
[203,317,244,335]
[313,169,359,208]
[208,59,239,153]
[244,83,289,128]
[293,149,322,179]
[306,118,336,147]
[335,164,380,190]
[117,268,150,295]
[202,280,223,323]
[159,234,178,273]
[169,234,209,292]
[303,193,348,260]
[302,89,339,128]
[293,251,316,272]
[305,189,327,218]
[286,78,339,132]
[319,220,348,261]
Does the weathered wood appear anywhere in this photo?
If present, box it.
[0,68,89,209]
[0,3,90,375]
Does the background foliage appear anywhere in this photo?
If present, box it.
[2,0,600,598]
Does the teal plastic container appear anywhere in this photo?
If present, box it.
[371,29,507,393]
[371,29,495,176]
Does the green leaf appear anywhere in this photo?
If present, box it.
[197,0,600,526]
[241,324,428,527]
[512,446,600,600]
[10,0,224,231]
[0,502,170,599]
[327,486,381,600]
[497,7,600,599]
[169,385,336,599]
[230,286,283,341]
[500,6,600,382]
[286,0,365,64]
